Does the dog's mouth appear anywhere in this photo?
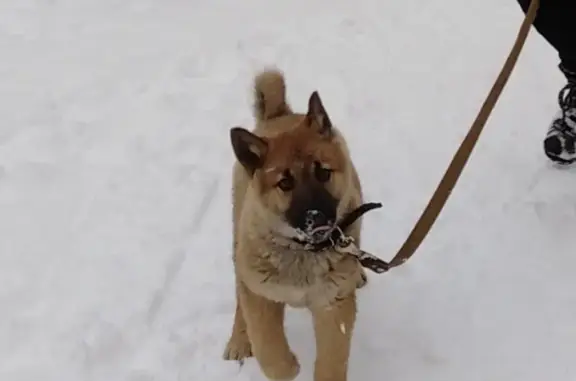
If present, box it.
[293,223,336,245]
[307,225,335,244]
[289,209,336,245]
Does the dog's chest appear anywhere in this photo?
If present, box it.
[244,246,361,309]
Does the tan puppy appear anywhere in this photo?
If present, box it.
[223,68,367,381]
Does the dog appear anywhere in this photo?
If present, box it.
[223,68,367,381]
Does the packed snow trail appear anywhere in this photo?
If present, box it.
[1,1,575,380]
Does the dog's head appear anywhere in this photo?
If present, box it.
[231,91,355,244]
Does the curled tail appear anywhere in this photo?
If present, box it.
[253,68,292,122]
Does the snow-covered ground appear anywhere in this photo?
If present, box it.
[1,0,575,380]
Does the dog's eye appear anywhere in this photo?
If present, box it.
[314,162,332,183]
[277,175,295,192]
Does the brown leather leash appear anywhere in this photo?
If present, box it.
[385,0,540,269]
[311,0,540,274]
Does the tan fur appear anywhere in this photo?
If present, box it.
[224,68,366,381]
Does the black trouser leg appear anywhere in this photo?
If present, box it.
[516,0,576,76]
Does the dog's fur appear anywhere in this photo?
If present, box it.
[223,68,367,381]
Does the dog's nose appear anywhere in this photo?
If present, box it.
[305,209,329,228]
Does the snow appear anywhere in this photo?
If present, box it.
[1,0,575,380]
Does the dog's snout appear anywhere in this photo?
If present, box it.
[305,210,329,228]
[285,182,338,234]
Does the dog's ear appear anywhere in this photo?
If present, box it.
[306,91,332,137]
[230,127,268,173]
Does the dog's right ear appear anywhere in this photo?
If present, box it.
[230,127,268,173]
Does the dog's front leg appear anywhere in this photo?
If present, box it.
[311,292,357,381]
[239,281,300,381]
[223,280,253,361]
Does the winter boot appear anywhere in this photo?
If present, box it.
[543,63,576,164]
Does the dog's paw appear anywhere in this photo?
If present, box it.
[261,351,300,381]
[223,334,253,362]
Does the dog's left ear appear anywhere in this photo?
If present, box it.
[306,91,332,138]
[230,127,268,174]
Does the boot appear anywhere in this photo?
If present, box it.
[543,63,576,164]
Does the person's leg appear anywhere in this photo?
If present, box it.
[517,0,576,164]
[517,0,576,71]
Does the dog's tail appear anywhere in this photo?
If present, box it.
[253,68,292,122]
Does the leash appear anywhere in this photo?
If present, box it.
[385,0,539,269]
[312,0,540,273]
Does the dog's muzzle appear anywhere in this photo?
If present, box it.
[303,209,335,243]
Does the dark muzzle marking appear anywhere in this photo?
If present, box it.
[285,183,337,234]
